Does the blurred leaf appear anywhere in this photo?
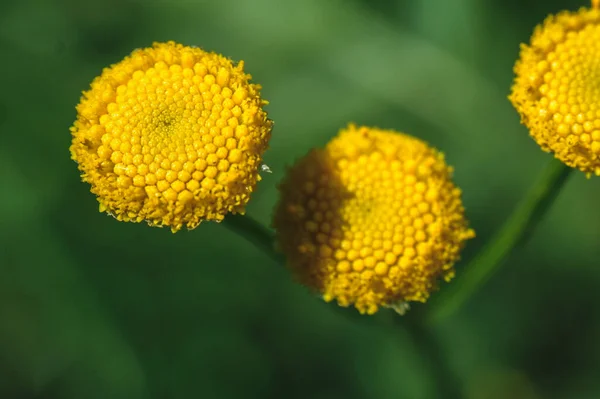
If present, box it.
[0,226,145,398]
[1,0,599,398]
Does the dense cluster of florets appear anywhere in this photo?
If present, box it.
[70,41,272,231]
[510,6,600,176]
[273,125,474,314]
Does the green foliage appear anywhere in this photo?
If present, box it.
[0,0,599,398]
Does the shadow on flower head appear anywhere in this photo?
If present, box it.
[273,125,474,315]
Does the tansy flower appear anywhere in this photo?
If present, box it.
[273,125,474,315]
[509,1,600,176]
[70,41,273,232]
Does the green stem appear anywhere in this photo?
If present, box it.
[402,315,463,399]
[220,159,571,398]
[221,213,284,264]
[223,212,463,398]
[223,213,462,397]
[428,159,572,323]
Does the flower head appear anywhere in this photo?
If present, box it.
[273,125,474,314]
[509,3,600,176]
[70,41,272,231]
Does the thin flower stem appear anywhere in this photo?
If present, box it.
[428,159,573,323]
[221,160,570,398]
[401,314,463,399]
[223,213,462,397]
[221,213,284,264]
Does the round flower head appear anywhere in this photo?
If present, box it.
[273,125,474,315]
[70,41,272,231]
[509,2,600,176]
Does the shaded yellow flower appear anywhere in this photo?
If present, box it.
[509,2,600,176]
[70,41,272,232]
[273,125,474,314]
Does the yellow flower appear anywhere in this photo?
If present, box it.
[509,2,600,176]
[273,125,474,315]
[70,41,272,232]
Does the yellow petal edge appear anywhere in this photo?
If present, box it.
[70,41,273,232]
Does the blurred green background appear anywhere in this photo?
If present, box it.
[1,0,599,398]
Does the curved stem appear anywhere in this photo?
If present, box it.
[221,213,284,264]
[223,213,464,397]
[428,159,572,323]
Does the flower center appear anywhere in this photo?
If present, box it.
[540,24,600,135]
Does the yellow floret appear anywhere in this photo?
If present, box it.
[70,41,272,232]
[509,4,600,176]
[273,125,475,315]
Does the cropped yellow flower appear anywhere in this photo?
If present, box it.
[273,125,474,314]
[70,41,272,231]
[509,3,600,176]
